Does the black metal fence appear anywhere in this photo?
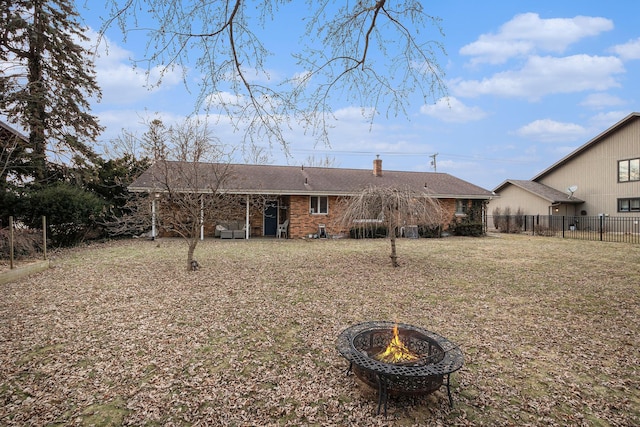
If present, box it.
[487,215,640,244]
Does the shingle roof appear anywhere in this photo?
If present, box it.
[129,160,493,199]
[493,179,583,203]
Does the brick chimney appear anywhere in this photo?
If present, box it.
[373,155,382,177]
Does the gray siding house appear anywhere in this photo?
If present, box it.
[490,112,640,218]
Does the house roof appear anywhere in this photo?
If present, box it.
[492,179,584,204]
[0,120,28,143]
[129,160,493,199]
[531,112,640,181]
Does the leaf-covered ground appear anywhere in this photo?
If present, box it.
[1,235,639,426]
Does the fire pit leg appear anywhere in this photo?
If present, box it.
[344,362,353,375]
[376,374,389,416]
[445,373,454,408]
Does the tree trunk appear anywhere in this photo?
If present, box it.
[187,238,197,271]
[389,228,399,267]
[27,0,48,183]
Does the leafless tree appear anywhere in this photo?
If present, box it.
[101,0,447,152]
[116,118,242,270]
[304,154,339,168]
[339,185,446,267]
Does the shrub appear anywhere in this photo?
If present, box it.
[349,225,388,239]
[449,202,485,237]
[22,183,106,247]
[492,206,524,233]
[418,224,442,238]
[448,220,484,236]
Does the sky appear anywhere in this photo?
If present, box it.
[68,1,640,190]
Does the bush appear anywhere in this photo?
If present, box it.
[492,206,524,233]
[349,225,388,239]
[418,224,442,238]
[23,183,106,247]
[448,221,484,236]
[449,202,485,237]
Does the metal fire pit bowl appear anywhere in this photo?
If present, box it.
[336,321,464,415]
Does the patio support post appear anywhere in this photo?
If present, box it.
[200,196,204,241]
[245,197,250,239]
[151,196,157,239]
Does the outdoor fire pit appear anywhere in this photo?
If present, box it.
[336,321,464,415]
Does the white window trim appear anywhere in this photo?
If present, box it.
[310,195,329,215]
[455,199,468,216]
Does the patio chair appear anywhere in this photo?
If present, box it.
[277,219,289,239]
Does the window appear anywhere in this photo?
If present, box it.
[618,158,640,182]
[618,198,640,212]
[310,196,328,214]
[455,199,468,215]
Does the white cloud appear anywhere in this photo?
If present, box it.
[580,93,626,109]
[95,110,187,144]
[204,91,247,108]
[291,70,312,87]
[83,28,184,105]
[610,37,640,61]
[451,55,624,100]
[460,13,613,65]
[419,97,487,122]
[333,106,376,122]
[588,111,630,131]
[515,119,587,142]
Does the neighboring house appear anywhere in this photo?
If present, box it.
[1,120,29,183]
[128,157,493,239]
[490,112,640,217]
[0,120,27,143]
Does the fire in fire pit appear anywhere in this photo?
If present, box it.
[336,321,464,415]
[375,324,419,364]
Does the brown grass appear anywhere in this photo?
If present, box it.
[1,235,639,426]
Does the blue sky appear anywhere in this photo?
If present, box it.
[74,1,640,190]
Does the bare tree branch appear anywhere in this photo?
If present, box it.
[101,0,447,151]
[338,184,446,267]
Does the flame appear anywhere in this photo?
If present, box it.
[375,324,419,364]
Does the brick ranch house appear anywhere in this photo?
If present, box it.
[128,157,493,239]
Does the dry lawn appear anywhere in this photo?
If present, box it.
[1,235,639,426]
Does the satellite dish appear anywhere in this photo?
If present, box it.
[567,185,578,198]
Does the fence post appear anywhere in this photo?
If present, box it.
[562,216,565,238]
[599,215,604,241]
[9,216,15,269]
[42,216,47,260]
[532,215,535,235]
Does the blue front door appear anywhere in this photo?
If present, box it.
[264,202,278,236]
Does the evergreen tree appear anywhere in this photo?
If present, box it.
[0,0,103,183]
